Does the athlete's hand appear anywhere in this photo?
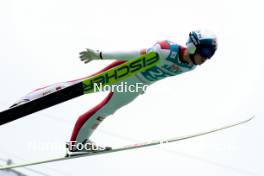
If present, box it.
[79,48,102,64]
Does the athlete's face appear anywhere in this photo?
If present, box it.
[193,53,207,65]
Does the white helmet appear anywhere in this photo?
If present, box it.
[186,29,217,59]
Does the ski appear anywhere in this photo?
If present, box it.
[0,52,159,126]
[0,116,254,170]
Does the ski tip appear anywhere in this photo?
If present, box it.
[247,115,255,122]
[240,115,255,124]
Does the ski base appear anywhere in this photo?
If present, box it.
[0,51,160,126]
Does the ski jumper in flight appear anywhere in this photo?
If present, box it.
[10,30,218,154]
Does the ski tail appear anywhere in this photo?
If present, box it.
[0,82,84,126]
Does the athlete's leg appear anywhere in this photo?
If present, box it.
[9,60,126,108]
[9,82,77,108]
[69,76,146,151]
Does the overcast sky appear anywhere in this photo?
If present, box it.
[0,0,263,176]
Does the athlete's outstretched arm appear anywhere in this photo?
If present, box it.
[79,48,146,64]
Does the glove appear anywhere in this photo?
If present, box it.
[79,48,102,64]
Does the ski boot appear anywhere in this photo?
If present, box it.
[65,139,112,157]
